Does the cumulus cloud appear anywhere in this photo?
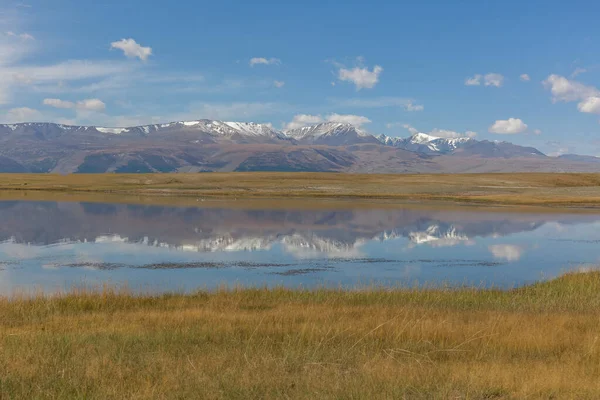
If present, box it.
[577,96,600,114]
[326,113,371,126]
[4,107,42,123]
[284,113,371,130]
[273,80,285,88]
[533,129,542,135]
[488,118,528,134]
[489,244,524,262]
[484,73,504,87]
[249,57,280,67]
[76,98,106,111]
[543,74,600,118]
[43,98,106,111]
[520,74,530,82]
[338,65,383,90]
[110,38,152,61]
[465,74,482,86]
[543,74,599,103]
[285,114,324,130]
[42,98,73,109]
[465,73,504,87]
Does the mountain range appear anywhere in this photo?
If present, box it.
[0,120,598,173]
[1,201,596,257]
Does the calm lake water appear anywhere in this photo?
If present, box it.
[1,200,599,294]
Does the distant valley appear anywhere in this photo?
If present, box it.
[0,120,598,173]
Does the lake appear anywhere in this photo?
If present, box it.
[1,200,599,294]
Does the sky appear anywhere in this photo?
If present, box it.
[0,0,600,155]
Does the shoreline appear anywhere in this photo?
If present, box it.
[2,271,600,398]
[0,172,600,211]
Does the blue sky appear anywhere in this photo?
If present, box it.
[1,0,600,155]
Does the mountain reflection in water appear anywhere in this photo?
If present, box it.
[0,201,599,293]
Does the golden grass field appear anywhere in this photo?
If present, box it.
[1,172,600,208]
[2,272,600,399]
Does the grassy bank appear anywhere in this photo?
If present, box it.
[2,272,600,398]
[1,172,600,208]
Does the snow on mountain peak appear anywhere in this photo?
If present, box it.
[284,122,369,139]
[223,121,278,136]
[410,132,440,144]
[96,127,127,135]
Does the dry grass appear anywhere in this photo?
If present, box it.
[2,272,600,399]
[1,172,600,208]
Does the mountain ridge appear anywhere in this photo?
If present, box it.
[0,119,597,174]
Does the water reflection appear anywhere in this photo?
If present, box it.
[0,201,599,293]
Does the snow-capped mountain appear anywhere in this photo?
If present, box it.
[94,120,290,142]
[284,122,380,146]
[0,119,597,173]
[378,132,473,155]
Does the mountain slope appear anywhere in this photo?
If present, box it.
[378,133,474,155]
[285,122,380,146]
[0,120,597,173]
[453,140,546,158]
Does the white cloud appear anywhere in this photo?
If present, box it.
[489,245,524,262]
[273,80,285,88]
[284,113,371,130]
[488,118,528,134]
[249,57,281,67]
[533,129,542,135]
[285,114,324,130]
[543,75,600,118]
[76,98,106,111]
[577,96,600,114]
[465,73,504,87]
[520,74,530,82]
[338,65,383,90]
[543,74,599,103]
[402,123,419,135]
[43,98,73,109]
[484,73,504,87]
[465,74,482,86]
[4,107,42,123]
[110,38,152,61]
[326,113,371,126]
[5,31,34,40]
[43,98,106,111]
[404,101,424,112]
